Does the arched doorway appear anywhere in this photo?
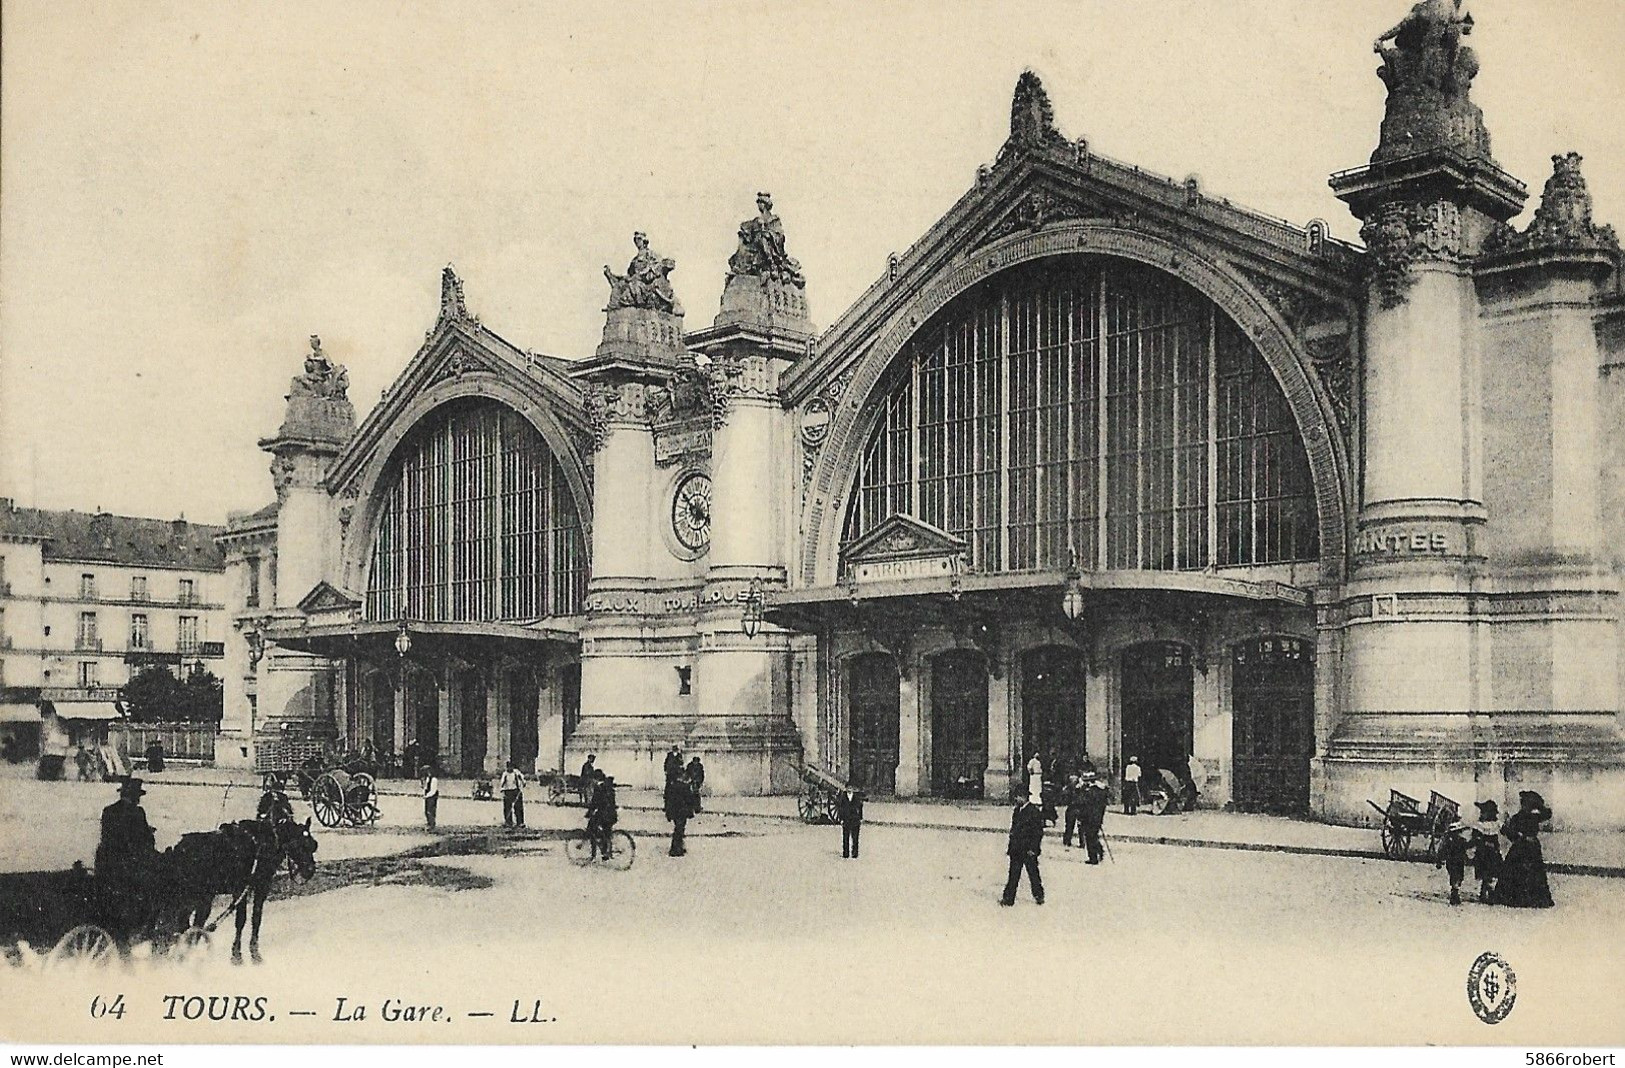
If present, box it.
[930,649,988,798]
[1232,636,1315,813]
[365,669,395,754]
[506,666,539,772]
[405,664,440,774]
[848,653,900,794]
[1021,646,1087,771]
[456,668,487,778]
[1121,642,1194,777]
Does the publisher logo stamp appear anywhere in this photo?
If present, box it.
[1467,951,1517,1024]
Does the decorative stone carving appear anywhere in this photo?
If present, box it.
[800,367,857,503]
[1482,153,1620,257]
[289,336,349,401]
[277,335,356,443]
[715,193,813,334]
[997,70,1068,164]
[1306,334,1356,436]
[980,189,1094,245]
[1360,202,1423,308]
[1371,0,1491,163]
[727,192,805,288]
[603,232,682,314]
[582,382,651,452]
[439,265,468,321]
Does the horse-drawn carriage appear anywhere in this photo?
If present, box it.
[1367,788,1459,860]
[259,745,381,829]
[0,862,212,968]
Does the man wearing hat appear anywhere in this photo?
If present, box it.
[1000,789,1046,906]
[95,778,160,927]
[1469,799,1502,902]
[1079,772,1111,864]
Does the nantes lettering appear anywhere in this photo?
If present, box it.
[1354,531,1449,555]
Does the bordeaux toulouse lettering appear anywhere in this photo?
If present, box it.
[1354,530,1449,555]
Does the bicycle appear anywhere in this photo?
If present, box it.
[564,829,635,871]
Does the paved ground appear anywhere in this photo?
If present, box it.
[2,773,1623,1046]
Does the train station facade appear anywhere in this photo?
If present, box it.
[216,4,1625,828]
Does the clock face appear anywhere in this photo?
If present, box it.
[672,472,712,553]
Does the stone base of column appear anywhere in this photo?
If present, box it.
[565,715,803,795]
[213,729,256,769]
[1312,712,1625,830]
[984,765,1016,803]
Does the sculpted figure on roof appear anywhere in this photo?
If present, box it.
[604,232,681,314]
[726,192,805,289]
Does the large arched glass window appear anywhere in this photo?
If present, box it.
[365,399,587,622]
[842,256,1317,573]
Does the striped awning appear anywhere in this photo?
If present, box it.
[43,701,124,722]
[0,702,42,724]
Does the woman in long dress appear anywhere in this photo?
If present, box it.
[1490,790,1555,908]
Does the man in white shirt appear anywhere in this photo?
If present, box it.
[1122,755,1142,816]
[499,760,526,829]
[422,765,440,830]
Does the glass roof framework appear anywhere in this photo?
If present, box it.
[364,398,588,624]
[841,256,1320,576]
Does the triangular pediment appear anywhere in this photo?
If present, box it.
[843,514,966,564]
[324,268,593,495]
[297,580,362,614]
[781,72,1364,407]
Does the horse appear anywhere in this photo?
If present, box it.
[169,815,319,964]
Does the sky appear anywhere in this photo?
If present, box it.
[2,0,1622,524]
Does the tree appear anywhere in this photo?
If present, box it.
[180,665,224,723]
[119,664,223,723]
[120,666,183,723]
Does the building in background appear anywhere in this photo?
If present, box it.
[0,500,225,761]
[217,4,1625,828]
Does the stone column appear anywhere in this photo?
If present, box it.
[985,669,1013,801]
[896,669,921,798]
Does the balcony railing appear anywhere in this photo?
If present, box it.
[177,593,200,606]
[75,637,103,651]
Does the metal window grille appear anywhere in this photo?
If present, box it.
[844,257,1318,572]
[365,399,586,622]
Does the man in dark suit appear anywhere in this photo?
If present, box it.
[1079,773,1110,864]
[835,783,865,859]
[663,745,684,785]
[664,772,695,857]
[1001,796,1046,906]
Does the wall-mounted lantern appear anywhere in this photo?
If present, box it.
[394,619,412,659]
[741,577,765,639]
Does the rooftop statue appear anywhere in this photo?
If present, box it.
[289,335,349,401]
[726,192,805,288]
[604,232,681,314]
[1370,0,1490,162]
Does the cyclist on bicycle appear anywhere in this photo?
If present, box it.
[584,772,618,859]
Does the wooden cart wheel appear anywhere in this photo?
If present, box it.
[47,924,117,968]
[1380,824,1411,859]
[310,773,345,828]
[797,787,819,823]
[822,795,840,824]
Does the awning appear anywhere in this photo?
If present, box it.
[0,702,42,724]
[766,568,1314,633]
[264,617,581,663]
[43,701,125,722]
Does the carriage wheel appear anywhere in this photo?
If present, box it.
[796,788,819,823]
[171,927,211,964]
[822,796,840,825]
[47,925,117,968]
[604,831,636,871]
[1381,824,1412,859]
[310,774,345,828]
